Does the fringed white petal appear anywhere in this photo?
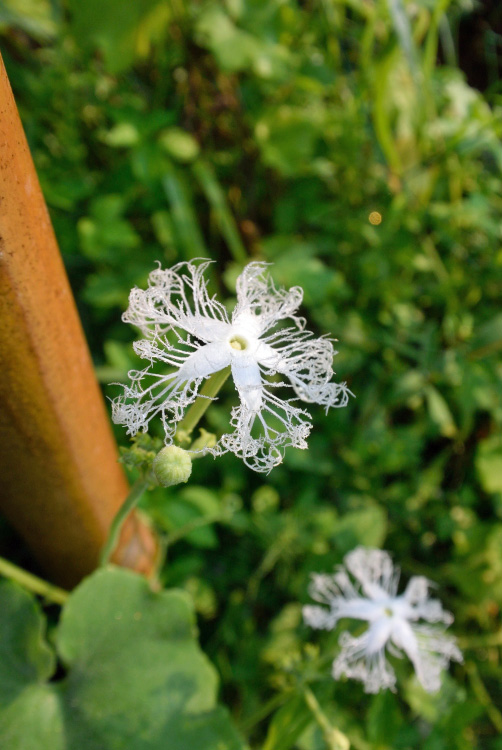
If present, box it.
[219,385,312,473]
[302,604,338,631]
[308,570,359,606]
[306,571,381,623]
[344,547,401,600]
[255,333,351,410]
[403,577,453,624]
[111,368,201,442]
[124,261,230,342]
[333,628,397,694]
[392,619,463,693]
[112,342,231,440]
[233,262,305,335]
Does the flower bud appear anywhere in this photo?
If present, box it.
[153,445,192,487]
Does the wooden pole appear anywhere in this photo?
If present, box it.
[0,54,158,587]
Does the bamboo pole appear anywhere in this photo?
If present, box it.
[0,54,158,587]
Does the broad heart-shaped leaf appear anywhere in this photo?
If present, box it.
[0,569,246,750]
[0,581,55,701]
[0,582,62,749]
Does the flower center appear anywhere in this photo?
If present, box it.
[229,335,248,351]
[384,607,393,617]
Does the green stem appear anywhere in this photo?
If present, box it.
[465,660,502,733]
[175,366,231,442]
[240,691,288,732]
[458,629,502,650]
[302,686,349,750]
[0,555,69,605]
[99,476,150,566]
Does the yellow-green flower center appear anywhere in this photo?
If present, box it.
[229,335,248,351]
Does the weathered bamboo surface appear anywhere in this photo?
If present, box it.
[0,54,157,587]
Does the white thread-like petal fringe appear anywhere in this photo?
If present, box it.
[303,546,463,693]
[112,260,351,473]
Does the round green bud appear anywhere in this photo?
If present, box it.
[153,445,192,487]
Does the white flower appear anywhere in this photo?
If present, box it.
[112,260,350,473]
[303,547,462,693]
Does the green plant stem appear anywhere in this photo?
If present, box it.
[459,629,502,650]
[240,691,288,732]
[175,366,231,441]
[192,161,247,263]
[0,555,69,605]
[465,661,502,733]
[99,476,150,565]
[302,686,349,750]
[247,526,295,600]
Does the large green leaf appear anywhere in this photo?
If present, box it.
[0,571,246,750]
[0,581,55,701]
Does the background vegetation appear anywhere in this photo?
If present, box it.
[1,0,502,747]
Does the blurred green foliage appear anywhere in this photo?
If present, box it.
[1,0,502,748]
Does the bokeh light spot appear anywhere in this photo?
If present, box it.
[369,211,382,225]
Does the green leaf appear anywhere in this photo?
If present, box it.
[195,6,259,72]
[330,505,387,555]
[263,694,313,750]
[468,313,502,359]
[262,238,340,305]
[449,524,502,609]
[425,386,457,438]
[0,582,55,702]
[78,195,141,262]
[68,0,170,73]
[0,583,61,749]
[476,436,502,495]
[387,0,419,80]
[159,128,200,163]
[0,0,58,40]
[194,6,288,78]
[371,50,403,174]
[255,109,324,177]
[403,673,467,727]
[144,486,220,549]
[0,571,246,750]
[0,686,64,750]
[367,691,403,747]
[99,122,140,148]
